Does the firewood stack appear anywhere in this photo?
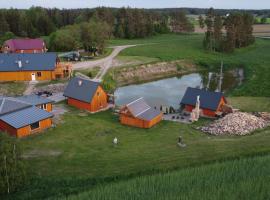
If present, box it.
[200,112,269,135]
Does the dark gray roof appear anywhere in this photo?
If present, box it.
[0,53,57,72]
[0,97,31,116]
[180,87,226,111]
[137,108,161,121]
[63,77,100,103]
[16,95,54,106]
[0,106,53,129]
[127,98,161,121]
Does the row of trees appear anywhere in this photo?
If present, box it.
[200,8,255,52]
[0,7,193,38]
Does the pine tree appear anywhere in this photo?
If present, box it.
[0,12,10,36]
[204,8,215,51]
[198,15,205,29]
[213,14,223,51]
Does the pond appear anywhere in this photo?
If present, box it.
[114,69,244,109]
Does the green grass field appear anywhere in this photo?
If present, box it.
[5,97,269,199]
[110,34,270,97]
[66,155,270,200]
[2,34,270,199]
[0,82,27,96]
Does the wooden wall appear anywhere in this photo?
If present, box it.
[0,118,52,138]
[120,112,163,128]
[0,71,55,81]
[67,86,108,112]
[184,97,227,118]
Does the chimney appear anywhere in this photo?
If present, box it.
[78,80,83,86]
[18,60,22,68]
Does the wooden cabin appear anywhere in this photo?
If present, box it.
[63,77,108,113]
[0,97,53,138]
[180,87,227,118]
[17,94,54,112]
[1,38,47,53]
[119,98,163,128]
[0,53,72,81]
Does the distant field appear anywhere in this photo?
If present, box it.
[110,34,270,97]
[194,24,270,37]
[66,155,270,200]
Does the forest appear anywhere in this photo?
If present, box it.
[0,7,194,52]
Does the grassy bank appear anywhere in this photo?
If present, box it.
[0,82,27,96]
[110,34,270,97]
[4,97,270,199]
[66,155,270,200]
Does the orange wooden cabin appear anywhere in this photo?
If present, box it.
[119,97,163,128]
[0,53,72,81]
[1,38,47,53]
[180,87,227,118]
[64,77,108,113]
[17,94,54,112]
[0,97,53,138]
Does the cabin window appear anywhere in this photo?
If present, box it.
[30,122,40,130]
[37,72,42,77]
[40,104,47,110]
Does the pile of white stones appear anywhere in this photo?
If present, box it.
[201,112,269,135]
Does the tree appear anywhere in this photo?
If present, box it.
[204,8,215,51]
[0,133,25,194]
[0,12,10,36]
[213,14,223,51]
[170,11,194,33]
[198,15,205,29]
[260,17,267,24]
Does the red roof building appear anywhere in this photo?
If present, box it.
[1,38,47,53]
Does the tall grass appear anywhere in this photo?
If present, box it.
[66,155,270,200]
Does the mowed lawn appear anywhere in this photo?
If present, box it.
[111,34,270,97]
[66,155,270,200]
[10,97,270,199]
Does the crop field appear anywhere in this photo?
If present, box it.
[4,97,269,199]
[66,155,270,200]
[110,34,270,97]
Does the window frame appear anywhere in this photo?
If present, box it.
[30,121,40,130]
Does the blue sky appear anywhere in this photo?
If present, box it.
[1,0,270,9]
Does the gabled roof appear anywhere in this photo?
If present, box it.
[16,95,54,106]
[126,97,161,121]
[180,87,226,111]
[0,106,53,129]
[0,53,57,72]
[63,77,101,103]
[4,38,45,51]
[0,97,31,116]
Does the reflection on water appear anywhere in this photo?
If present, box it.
[115,69,243,108]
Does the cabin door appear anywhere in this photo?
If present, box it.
[31,73,36,81]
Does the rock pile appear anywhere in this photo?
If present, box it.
[200,112,269,135]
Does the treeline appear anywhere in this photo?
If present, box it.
[200,8,255,53]
[0,7,195,52]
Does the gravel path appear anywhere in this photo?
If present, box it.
[73,45,136,81]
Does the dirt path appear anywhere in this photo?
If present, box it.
[23,81,37,95]
[73,45,136,81]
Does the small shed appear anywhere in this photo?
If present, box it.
[180,87,227,117]
[17,94,54,112]
[63,77,108,113]
[0,97,53,137]
[119,97,163,128]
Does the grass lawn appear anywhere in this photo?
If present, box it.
[73,66,101,79]
[66,155,270,200]
[110,34,270,97]
[0,82,27,96]
[5,97,269,199]
[114,55,160,67]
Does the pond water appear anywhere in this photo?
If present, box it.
[114,69,243,108]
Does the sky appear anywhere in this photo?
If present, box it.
[0,0,270,10]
